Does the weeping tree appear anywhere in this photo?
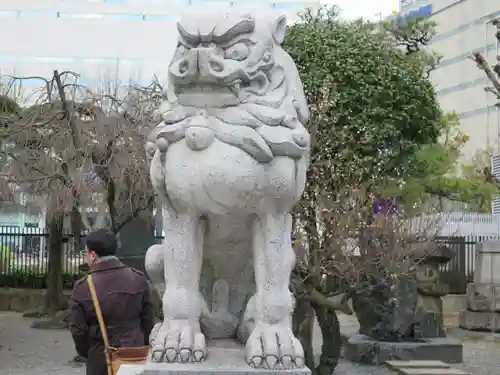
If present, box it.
[0,71,158,324]
[283,7,444,373]
[0,72,91,316]
[0,93,21,202]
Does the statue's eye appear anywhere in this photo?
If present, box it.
[175,44,188,57]
[224,42,249,61]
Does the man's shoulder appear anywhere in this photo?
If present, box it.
[128,267,149,283]
[129,267,146,277]
[74,274,89,288]
[71,274,89,299]
[128,268,152,290]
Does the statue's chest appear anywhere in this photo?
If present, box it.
[163,139,296,214]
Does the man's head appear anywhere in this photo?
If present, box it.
[84,229,117,265]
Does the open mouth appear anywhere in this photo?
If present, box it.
[174,83,241,108]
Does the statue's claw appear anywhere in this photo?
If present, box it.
[150,320,207,363]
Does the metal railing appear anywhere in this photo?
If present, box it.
[0,228,488,292]
[0,227,164,288]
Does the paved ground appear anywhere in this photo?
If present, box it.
[1,311,499,375]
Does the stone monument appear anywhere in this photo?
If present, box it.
[414,244,455,338]
[459,240,500,332]
[135,10,310,374]
[346,243,463,364]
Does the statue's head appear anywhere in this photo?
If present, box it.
[166,11,308,122]
[146,11,310,164]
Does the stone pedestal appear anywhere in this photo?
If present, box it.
[459,310,500,332]
[344,334,463,365]
[474,240,500,285]
[464,283,500,313]
[117,341,311,375]
[459,240,500,333]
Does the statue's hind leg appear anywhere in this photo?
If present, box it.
[245,213,304,369]
[150,211,208,363]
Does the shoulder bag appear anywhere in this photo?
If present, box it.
[87,273,150,375]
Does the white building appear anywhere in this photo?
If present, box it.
[399,0,500,161]
[0,0,319,94]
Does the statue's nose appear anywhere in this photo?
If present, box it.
[170,48,227,82]
[197,48,225,77]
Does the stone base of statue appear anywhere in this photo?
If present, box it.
[459,282,500,333]
[459,310,500,332]
[344,334,463,365]
[116,340,311,375]
[464,283,500,312]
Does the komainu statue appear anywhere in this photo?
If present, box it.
[145,10,310,369]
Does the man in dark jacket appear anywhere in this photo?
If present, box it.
[69,229,155,375]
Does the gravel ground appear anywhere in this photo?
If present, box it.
[0,311,499,375]
[0,312,84,375]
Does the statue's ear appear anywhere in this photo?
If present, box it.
[273,14,287,44]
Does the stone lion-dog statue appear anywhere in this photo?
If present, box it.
[145,10,310,369]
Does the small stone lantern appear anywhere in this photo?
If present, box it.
[414,244,454,338]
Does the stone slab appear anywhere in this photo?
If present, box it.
[385,360,450,369]
[474,240,500,285]
[458,310,500,332]
[117,365,144,375]
[345,334,463,365]
[465,283,500,312]
[117,344,311,375]
[396,369,467,375]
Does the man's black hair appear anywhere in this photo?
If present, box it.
[85,229,117,257]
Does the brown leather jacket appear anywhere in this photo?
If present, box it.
[69,257,155,375]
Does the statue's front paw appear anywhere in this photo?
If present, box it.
[149,322,162,344]
[150,319,207,363]
[245,321,304,369]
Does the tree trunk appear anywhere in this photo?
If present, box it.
[293,298,316,374]
[45,212,65,314]
[70,205,84,254]
[313,304,341,375]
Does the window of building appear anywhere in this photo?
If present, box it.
[0,10,18,18]
[18,11,58,18]
[144,14,172,21]
[106,13,144,20]
[272,2,296,9]
[58,13,105,19]
[33,56,77,63]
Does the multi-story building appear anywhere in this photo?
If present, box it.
[399,0,500,161]
[0,0,320,92]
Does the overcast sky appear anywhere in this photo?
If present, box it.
[325,0,400,20]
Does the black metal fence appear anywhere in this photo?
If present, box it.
[0,227,82,274]
[0,228,484,293]
[0,227,84,288]
[436,236,471,294]
[438,235,498,294]
[0,227,164,289]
